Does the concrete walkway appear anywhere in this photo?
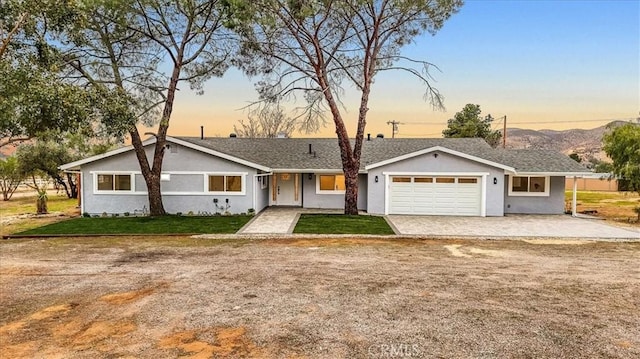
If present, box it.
[239,207,342,234]
[386,215,640,240]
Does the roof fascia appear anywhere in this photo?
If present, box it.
[59,137,157,171]
[365,146,515,172]
[271,168,346,173]
[512,171,594,177]
[168,137,271,172]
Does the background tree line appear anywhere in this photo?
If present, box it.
[2,0,464,215]
[6,1,634,217]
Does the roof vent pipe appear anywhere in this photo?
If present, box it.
[200,126,204,140]
[376,133,384,139]
[309,144,312,154]
[229,133,237,138]
[367,133,371,141]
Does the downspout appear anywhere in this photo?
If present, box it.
[572,176,578,217]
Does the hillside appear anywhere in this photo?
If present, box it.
[505,121,628,162]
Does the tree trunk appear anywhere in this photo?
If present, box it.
[66,173,78,199]
[343,166,359,215]
[315,69,360,215]
[53,175,74,199]
[36,191,48,214]
[129,48,182,217]
[145,172,165,216]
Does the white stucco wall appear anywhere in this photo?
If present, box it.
[254,173,270,213]
[81,142,260,215]
[366,150,506,216]
[504,176,566,214]
[301,173,367,210]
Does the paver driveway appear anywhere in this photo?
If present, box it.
[386,214,640,240]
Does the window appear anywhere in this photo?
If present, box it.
[414,177,433,183]
[317,174,345,193]
[392,177,411,183]
[458,178,478,184]
[208,175,242,193]
[509,176,549,196]
[436,177,455,183]
[96,174,131,191]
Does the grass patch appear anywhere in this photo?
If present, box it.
[16,216,252,235]
[1,194,77,216]
[564,190,638,204]
[615,200,640,206]
[293,214,395,235]
[565,190,640,224]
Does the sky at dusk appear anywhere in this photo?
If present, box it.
[163,0,639,139]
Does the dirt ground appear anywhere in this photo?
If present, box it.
[1,236,639,358]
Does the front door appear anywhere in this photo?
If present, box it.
[271,173,301,206]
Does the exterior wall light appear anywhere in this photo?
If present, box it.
[375,176,379,183]
[493,177,498,185]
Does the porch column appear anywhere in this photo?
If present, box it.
[572,176,578,217]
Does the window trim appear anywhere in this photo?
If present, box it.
[92,172,135,194]
[316,174,346,194]
[204,173,246,195]
[508,175,550,197]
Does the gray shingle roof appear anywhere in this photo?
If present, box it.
[493,149,589,173]
[174,136,589,174]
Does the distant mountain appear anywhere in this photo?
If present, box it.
[505,121,629,163]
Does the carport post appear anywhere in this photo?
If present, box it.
[572,176,578,217]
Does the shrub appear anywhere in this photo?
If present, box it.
[124,212,130,217]
[82,212,90,218]
[101,212,108,218]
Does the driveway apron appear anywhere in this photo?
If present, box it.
[386,215,640,240]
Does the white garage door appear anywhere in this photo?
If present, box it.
[389,176,482,216]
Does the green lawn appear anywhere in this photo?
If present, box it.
[564,190,640,223]
[293,214,395,235]
[1,194,78,216]
[564,190,635,204]
[16,216,252,235]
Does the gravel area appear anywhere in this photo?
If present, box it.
[1,236,639,358]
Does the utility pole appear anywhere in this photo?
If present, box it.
[502,115,507,149]
[387,120,401,138]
